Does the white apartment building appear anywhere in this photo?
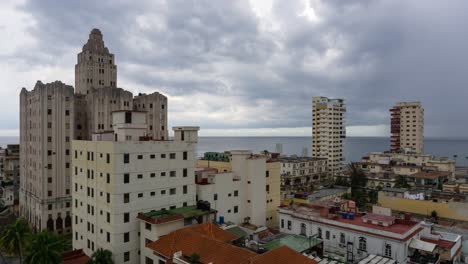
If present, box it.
[197,150,280,228]
[20,28,169,232]
[72,110,199,264]
[390,102,424,153]
[279,202,462,263]
[0,145,20,209]
[312,96,346,179]
[195,168,242,224]
[20,81,74,233]
[275,156,327,191]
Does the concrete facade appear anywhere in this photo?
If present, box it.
[0,144,20,209]
[19,81,74,233]
[72,119,199,264]
[390,102,424,153]
[275,156,327,192]
[312,96,345,180]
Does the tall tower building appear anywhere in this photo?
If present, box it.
[312,97,346,179]
[19,81,74,232]
[75,28,117,95]
[390,102,424,153]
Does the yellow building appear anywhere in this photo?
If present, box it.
[378,189,468,222]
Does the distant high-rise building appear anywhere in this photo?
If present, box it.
[311,96,346,179]
[390,102,424,153]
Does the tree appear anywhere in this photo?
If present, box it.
[24,231,66,264]
[394,175,410,188]
[87,248,114,264]
[348,163,368,207]
[0,218,31,263]
[431,210,438,220]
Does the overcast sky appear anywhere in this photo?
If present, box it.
[1,0,468,137]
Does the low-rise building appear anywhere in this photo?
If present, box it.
[273,156,327,192]
[142,222,316,264]
[0,144,20,211]
[378,188,468,222]
[282,187,350,206]
[278,200,462,263]
[196,151,281,228]
[72,110,199,263]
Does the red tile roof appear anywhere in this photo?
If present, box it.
[148,223,317,264]
[62,249,90,264]
[421,237,456,249]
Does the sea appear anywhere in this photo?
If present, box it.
[2,136,468,166]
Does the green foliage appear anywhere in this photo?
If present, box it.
[394,175,410,188]
[189,253,201,263]
[348,163,368,207]
[0,218,31,263]
[334,176,350,187]
[87,248,114,264]
[431,210,438,219]
[24,231,66,264]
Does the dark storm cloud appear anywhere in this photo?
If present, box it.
[11,0,468,136]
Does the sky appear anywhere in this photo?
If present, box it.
[1,0,468,137]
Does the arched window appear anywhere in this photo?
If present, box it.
[65,214,72,228]
[340,233,345,244]
[385,244,392,258]
[317,228,322,239]
[300,223,307,236]
[358,237,367,251]
[56,216,63,230]
[47,218,54,231]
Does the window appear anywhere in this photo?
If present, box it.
[138,193,143,198]
[183,151,188,160]
[169,153,176,159]
[287,220,292,230]
[170,188,176,195]
[106,174,110,184]
[106,153,110,163]
[234,206,238,213]
[384,244,391,258]
[266,185,270,192]
[300,223,307,236]
[161,172,166,177]
[107,232,110,242]
[150,191,155,196]
[123,154,129,164]
[214,194,218,201]
[150,154,155,159]
[183,168,187,177]
[125,111,132,124]
[137,174,143,179]
[150,173,155,178]
[124,251,130,262]
[266,171,270,177]
[107,212,110,223]
[124,232,129,242]
[340,233,345,244]
[137,155,143,160]
[318,228,322,239]
[124,213,129,223]
[170,171,176,177]
[281,219,284,228]
[124,174,129,183]
[161,154,166,158]
[358,237,367,252]
[47,109,52,115]
[161,190,166,195]
[325,231,330,240]
[107,193,110,203]
[124,193,130,203]
[145,257,154,264]
[183,185,188,194]
[146,223,152,231]
[234,190,239,197]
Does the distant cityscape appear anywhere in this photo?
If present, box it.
[1,28,468,264]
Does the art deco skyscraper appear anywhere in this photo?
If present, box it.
[311,96,346,179]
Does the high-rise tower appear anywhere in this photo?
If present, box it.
[390,102,424,153]
[75,29,117,95]
[312,96,346,180]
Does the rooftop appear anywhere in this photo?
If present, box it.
[138,206,216,225]
[409,171,450,180]
[263,234,321,253]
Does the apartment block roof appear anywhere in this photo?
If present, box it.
[137,206,216,225]
[409,171,450,180]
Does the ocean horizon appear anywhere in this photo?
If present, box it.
[2,136,468,166]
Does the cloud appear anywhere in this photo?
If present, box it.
[0,0,467,137]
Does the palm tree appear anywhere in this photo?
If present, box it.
[0,218,31,263]
[24,231,66,264]
[87,248,114,264]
